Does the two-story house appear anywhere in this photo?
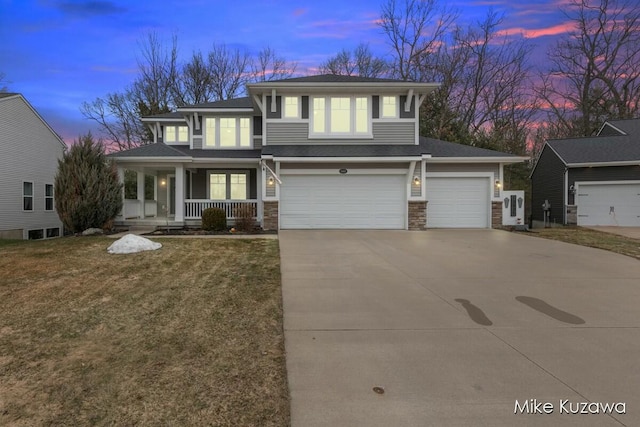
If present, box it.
[0,93,66,239]
[110,75,526,230]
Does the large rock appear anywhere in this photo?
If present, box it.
[107,234,162,254]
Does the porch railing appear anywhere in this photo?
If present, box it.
[185,199,258,219]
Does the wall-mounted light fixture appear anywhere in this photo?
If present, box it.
[160,179,166,187]
[413,176,421,186]
[495,179,502,189]
[569,184,576,195]
[268,176,275,186]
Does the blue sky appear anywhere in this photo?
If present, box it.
[0,0,574,143]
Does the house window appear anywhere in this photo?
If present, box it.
[28,229,43,240]
[164,125,189,143]
[46,227,60,238]
[45,184,54,211]
[23,182,33,211]
[311,96,370,136]
[283,96,299,118]
[204,118,251,148]
[208,172,249,200]
[381,96,397,118]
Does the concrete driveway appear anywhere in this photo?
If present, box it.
[279,230,640,427]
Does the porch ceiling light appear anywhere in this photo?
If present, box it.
[268,176,275,186]
[413,176,420,185]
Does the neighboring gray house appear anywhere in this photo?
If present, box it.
[110,75,527,230]
[531,118,640,227]
[0,93,66,239]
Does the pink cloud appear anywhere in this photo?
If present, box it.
[499,22,576,39]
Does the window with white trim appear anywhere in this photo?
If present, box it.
[164,125,189,143]
[208,171,249,200]
[204,118,251,148]
[311,96,370,137]
[45,184,54,211]
[283,96,299,118]
[381,96,397,118]
[23,182,33,211]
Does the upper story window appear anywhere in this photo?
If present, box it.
[23,182,34,211]
[164,125,189,144]
[204,118,251,148]
[45,184,54,211]
[381,96,397,118]
[311,96,370,137]
[283,96,299,119]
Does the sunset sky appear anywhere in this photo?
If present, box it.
[0,0,576,143]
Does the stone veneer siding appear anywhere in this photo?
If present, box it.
[408,201,427,231]
[491,201,502,229]
[263,201,279,231]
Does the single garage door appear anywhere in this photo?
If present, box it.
[426,177,491,228]
[280,174,406,229]
[577,182,640,226]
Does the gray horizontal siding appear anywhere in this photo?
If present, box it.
[568,166,640,205]
[0,96,64,237]
[266,121,415,145]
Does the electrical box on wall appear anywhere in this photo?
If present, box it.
[502,191,525,226]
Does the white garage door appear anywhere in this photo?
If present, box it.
[280,174,406,229]
[426,177,491,228]
[577,182,640,226]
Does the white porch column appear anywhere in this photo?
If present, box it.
[256,166,263,224]
[136,171,145,219]
[117,165,125,220]
[175,164,185,222]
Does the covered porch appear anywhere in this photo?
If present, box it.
[115,161,263,227]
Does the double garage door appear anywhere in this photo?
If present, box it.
[279,174,492,229]
[576,182,640,226]
[280,174,406,229]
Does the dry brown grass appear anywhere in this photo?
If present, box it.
[521,227,640,260]
[0,237,289,426]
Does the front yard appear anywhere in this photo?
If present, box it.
[520,227,640,260]
[0,237,289,426]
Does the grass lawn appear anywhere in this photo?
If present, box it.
[520,227,640,260]
[0,237,289,426]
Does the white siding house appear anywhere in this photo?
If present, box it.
[0,93,66,239]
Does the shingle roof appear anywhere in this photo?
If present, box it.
[145,111,184,119]
[179,97,253,109]
[547,135,640,164]
[171,146,261,158]
[419,137,519,158]
[604,118,640,136]
[259,74,408,84]
[108,143,189,158]
[108,143,261,159]
[262,144,424,157]
[0,92,19,99]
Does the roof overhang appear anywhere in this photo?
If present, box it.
[427,156,529,164]
[111,156,191,162]
[176,108,255,113]
[141,117,187,122]
[260,155,429,163]
[247,81,441,95]
[567,160,640,168]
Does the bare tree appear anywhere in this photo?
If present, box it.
[252,46,297,81]
[536,0,640,137]
[207,43,252,100]
[0,72,8,92]
[379,0,456,81]
[177,51,214,105]
[81,32,179,149]
[319,43,389,77]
